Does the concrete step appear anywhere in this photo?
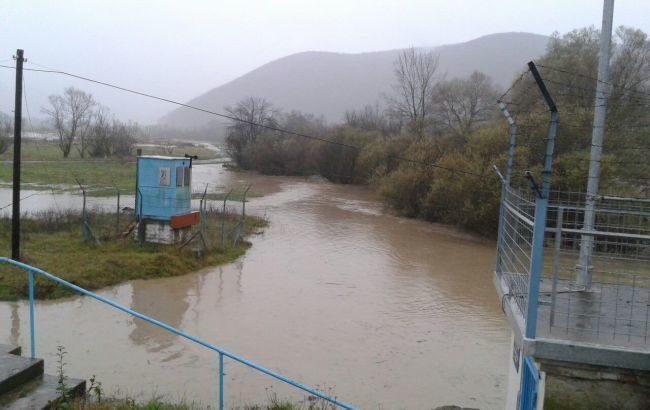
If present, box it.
[0,345,20,357]
[0,374,86,410]
[0,354,43,396]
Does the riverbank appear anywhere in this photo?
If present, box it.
[0,210,267,301]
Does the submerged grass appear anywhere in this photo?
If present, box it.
[0,209,266,301]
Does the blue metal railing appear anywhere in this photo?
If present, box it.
[0,257,355,410]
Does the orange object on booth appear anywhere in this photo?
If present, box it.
[170,212,200,229]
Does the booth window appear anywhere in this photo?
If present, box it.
[184,167,191,187]
[176,167,183,187]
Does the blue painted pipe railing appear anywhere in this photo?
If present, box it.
[0,257,355,410]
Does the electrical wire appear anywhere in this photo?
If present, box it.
[0,63,488,179]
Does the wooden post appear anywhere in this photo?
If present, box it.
[11,49,24,260]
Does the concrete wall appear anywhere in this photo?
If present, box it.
[138,220,191,245]
[540,360,650,410]
[506,333,522,410]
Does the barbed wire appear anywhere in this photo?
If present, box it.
[538,64,650,99]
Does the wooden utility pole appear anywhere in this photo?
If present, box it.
[12,49,24,260]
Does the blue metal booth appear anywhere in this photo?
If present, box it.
[135,155,192,221]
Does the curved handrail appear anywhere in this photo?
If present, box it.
[0,257,355,410]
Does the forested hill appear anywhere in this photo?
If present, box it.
[160,32,549,128]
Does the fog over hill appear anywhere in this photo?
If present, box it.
[160,32,549,129]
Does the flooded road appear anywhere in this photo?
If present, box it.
[0,164,510,409]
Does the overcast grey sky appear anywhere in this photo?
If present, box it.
[2,0,649,124]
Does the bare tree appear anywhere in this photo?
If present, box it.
[386,47,440,137]
[432,71,498,142]
[43,87,96,158]
[225,97,278,164]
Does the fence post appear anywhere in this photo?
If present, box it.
[241,185,251,235]
[75,178,96,243]
[524,62,557,340]
[550,207,564,328]
[495,101,517,274]
[115,188,121,237]
[82,190,88,241]
[201,185,208,252]
[221,189,232,250]
[27,269,35,358]
[494,170,507,275]
[137,189,145,244]
[218,352,224,410]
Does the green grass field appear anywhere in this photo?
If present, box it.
[0,140,221,194]
[0,139,220,162]
[0,160,136,192]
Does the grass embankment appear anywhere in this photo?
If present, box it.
[0,140,220,194]
[70,394,333,410]
[73,399,319,410]
[0,210,266,301]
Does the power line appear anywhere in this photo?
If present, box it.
[0,64,359,150]
[3,61,645,184]
[0,63,487,179]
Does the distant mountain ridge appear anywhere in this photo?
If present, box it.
[160,32,549,128]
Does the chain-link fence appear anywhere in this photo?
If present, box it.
[78,185,136,243]
[496,183,650,348]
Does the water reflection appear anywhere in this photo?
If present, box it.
[128,275,198,353]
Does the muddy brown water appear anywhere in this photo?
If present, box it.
[0,164,510,409]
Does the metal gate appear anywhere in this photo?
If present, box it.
[519,356,539,410]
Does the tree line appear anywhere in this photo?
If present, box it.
[225,26,650,236]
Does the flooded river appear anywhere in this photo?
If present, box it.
[0,164,510,409]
